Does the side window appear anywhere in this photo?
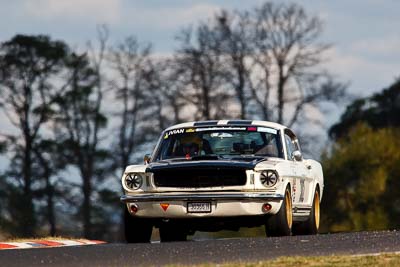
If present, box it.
[284,134,297,160]
[285,134,293,160]
[293,139,301,153]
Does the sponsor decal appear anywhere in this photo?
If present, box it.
[164,126,266,138]
[196,127,246,132]
[164,128,185,139]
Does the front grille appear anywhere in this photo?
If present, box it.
[153,168,247,188]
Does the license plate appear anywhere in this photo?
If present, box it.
[187,202,211,213]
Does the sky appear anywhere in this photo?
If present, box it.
[1,0,399,96]
[0,0,399,132]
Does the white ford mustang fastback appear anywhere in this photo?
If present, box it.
[120,120,324,242]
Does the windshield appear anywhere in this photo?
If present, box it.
[154,126,283,160]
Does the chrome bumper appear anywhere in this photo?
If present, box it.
[120,193,284,203]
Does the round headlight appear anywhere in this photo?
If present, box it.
[260,170,278,187]
[125,173,143,190]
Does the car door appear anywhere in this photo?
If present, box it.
[284,130,313,206]
[283,133,299,203]
[292,138,314,205]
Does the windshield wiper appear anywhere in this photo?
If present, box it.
[158,155,223,162]
[230,154,266,161]
[190,154,223,161]
[157,157,188,163]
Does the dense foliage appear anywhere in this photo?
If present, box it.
[322,124,400,232]
[322,78,400,232]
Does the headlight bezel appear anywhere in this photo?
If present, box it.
[260,170,279,187]
[124,173,143,191]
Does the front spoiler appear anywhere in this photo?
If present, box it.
[120,193,284,203]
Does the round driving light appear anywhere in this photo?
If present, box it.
[262,203,272,212]
[125,173,143,190]
[260,170,278,187]
[130,204,139,214]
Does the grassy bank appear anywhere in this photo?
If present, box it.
[171,253,400,267]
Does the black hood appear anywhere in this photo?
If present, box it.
[146,159,264,172]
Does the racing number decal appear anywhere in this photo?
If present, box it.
[291,179,296,201]
[299,179,305,202]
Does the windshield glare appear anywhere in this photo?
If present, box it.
[155,127,283,160]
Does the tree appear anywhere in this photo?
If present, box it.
[174,23,232,120]
[321,124,400,232]
[176,2,346,126]
[329,78,400,139]
[31,139,71,236]
[0,35,69,236]
[147,59,187,128]
[53,50,108,238]
[215,11,254,119]
[108,36,158,170]
[250,2,346,126]
[323,78,400,232]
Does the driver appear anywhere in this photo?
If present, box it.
[180,134,202,156]
[175,134,212,156]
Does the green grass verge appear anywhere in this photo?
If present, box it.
[169,253,400,267]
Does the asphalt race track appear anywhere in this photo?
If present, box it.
[1,231,399,266]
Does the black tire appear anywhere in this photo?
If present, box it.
[124,209,153,243]
[159,222,187,242]
[292,189,320,235]
[265,185,293,237]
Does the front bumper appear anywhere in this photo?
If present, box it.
[120,192,284,218]
[120,192,284,202]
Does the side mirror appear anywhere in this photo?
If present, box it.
[144,154,151,164]
[291,150,302,161]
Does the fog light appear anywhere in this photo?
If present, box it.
[262,203,272,212]
[130,204,139,214]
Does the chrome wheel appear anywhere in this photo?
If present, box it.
[314,190,320,230]
[285,189,293,229]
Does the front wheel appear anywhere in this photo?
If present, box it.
[124,209,153,243]
[265,185,292,237]
[292,189,320,235]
